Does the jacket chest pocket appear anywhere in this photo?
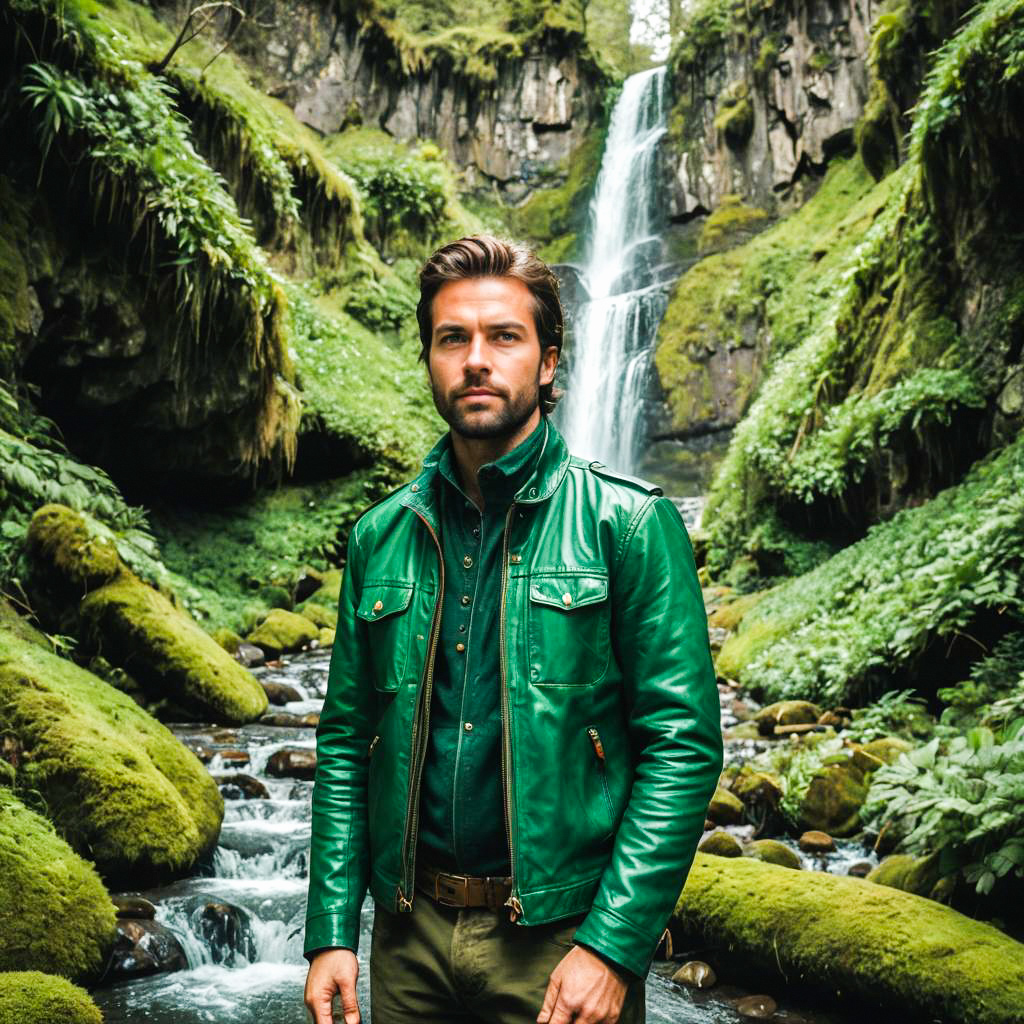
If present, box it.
[356,580,418,692]
[526,570,610,686]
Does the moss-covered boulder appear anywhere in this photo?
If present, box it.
[744,839,802,870]
[860,736,913,764]
[674,854,1024,1023]
[0,790,116,980]
[295,601,337,630]
[26,505,268,725]
[0,972,102,1024]
[246,608,319,656]
[799,759,868,837]
[708,786,745,825]
[0,615,223,885]
[755,700,822,735]
[867,852,945,899]
[698,830,744,857]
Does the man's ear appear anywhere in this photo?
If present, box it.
[540,345,559,386]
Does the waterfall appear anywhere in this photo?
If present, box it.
[556,66,670,473]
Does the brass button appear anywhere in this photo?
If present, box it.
[410,483,419,492]
[464,722,473,731]
[455,642,466,653]
[461,595,470,605]
[509,554,522,564]
[463,555,473,568]
[372,599,383,612]
[562,593,572,606]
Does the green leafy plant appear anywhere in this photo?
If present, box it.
[845,689,933,743]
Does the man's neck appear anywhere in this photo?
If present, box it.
[450,409,542,511]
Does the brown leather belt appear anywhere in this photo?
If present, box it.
[415,861,513,913]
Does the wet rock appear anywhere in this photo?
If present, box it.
[198,901,257,965]
[798,830,836,853]
[734,994,777,1018]
[262,680,302,705]
[672,960,716,988]
[302,712,320,727]
[260,711,318,727]
[213,773,270,799]
[698,830,743,857]
[109,919,187,979]
[846,860,873,878]
[183,740,215,764]
[236,642,266,668]
[755,700,821,736]
[733,771,782,809]
[212,730,239,743]
[745,839,802,870]
[294,569,325,605]
[111,895,157,919]
[708,786,745,825]
[267,747,317,779]
[246,609,319,657]
[217,748,250,768]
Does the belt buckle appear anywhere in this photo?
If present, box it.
[435,871,470,907]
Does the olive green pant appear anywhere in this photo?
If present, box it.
[369,893,646,1023]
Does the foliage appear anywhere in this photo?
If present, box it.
[863,727,1024,896]
[845,689,934,743]
[938,632,1024,729]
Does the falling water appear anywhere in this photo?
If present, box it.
[556,65,672,472]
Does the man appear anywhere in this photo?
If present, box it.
[303,235,723,1024]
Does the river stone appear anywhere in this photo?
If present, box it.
[237,643,266,668]
[217,748,251,768]
[798,760,867,836]
[213,773,270,799]
[847,860,873,878]
[734,994,777,1018]
[199,902,257,965]
[755,700,821,735]
[0,972,103,1024]
[247,609,319,656]
[109,919,187,979]
[798,830,836,853]
[672,960,717,988]
[745,839,802,870]
[110,895,157,920]
[708,786,745,825]
[262,680,302,705]
[698,830,743,858]
[267,747,317,779]
[733,771,782,809]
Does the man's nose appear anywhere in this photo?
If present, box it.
[463,332,491,373]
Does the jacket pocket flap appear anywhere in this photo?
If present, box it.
[356,582,414,620]
[529,574,608,611]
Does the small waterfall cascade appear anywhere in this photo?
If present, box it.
[556,65,674,473]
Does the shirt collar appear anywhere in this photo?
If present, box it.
[438,416,548,503]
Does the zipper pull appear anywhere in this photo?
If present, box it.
[367,734,381,759]
[587,727,606,762]
[504,894,523,922]
[397,887,413,912]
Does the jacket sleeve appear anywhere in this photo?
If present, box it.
[570,495,724,979]
[303,524,374,961]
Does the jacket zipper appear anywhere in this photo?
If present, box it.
[587,726,613,820]
[367,734,381,759]
[500,501,523,922]
[396,508,445,912]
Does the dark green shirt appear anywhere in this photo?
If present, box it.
[416,415,549,876]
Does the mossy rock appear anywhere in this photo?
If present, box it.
[319,626,336,646]
[295,601,338,630]
[733,770,783,809]
[79,573,268,726]
[707,590,770,632]
[0,790,116,981]
[867,852,944,899]
[708,786,745,825]
[799,761,868,837]
[0,972,102,1024]
[860,736,913,765]
[699,194,770,255]
[246,608,319,656]
[0,618,223,885]
[745,838,803,870]
[714,82,754,151]
[212,627,243,654]
[698,830,743,857]
[314,568,343,607]
[755,700,822,735]
[675,854,1024,1023]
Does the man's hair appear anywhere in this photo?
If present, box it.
[416,235,564,415]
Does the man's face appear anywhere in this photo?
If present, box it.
[426,276,558,440]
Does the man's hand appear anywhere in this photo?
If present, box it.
[304,948,360,1024]
[536,944,629,1024]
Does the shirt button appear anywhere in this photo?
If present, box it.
[464,722,473,731]
[461,595,470,605]
[455,642,466,653]
[463,555,473,568]
[411,483,419,492]
[458,624,466,633]
[472,527,480,538]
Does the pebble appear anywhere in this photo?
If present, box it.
[734,994,777,1018]
[671,960,716,988]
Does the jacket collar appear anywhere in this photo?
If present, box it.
[399,415,572,531]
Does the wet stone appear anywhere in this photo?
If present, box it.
[798,830,836,853]
[213,772,270,799]
[266,747,317,779]
[111,894,157,919]
[218,748,251,768]
[237,642,266,668]
[672,960,717,989]
[262,680,303,705]
[199,901,257,966]
[734,993,778,1018]
[110,918,188,980]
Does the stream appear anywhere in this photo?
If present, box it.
[92,629,872,1024]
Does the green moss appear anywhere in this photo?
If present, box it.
[706,589,771,632]
[0,614,223,884]
[0,972,103,1024]
[713,82,754,151]
[25,504,121,594]
[0,789,116,980]
[745,838,802,869]
[246,608,319,656]
[674,854,1024,1023]
[296,601,338,629]
[698,194,770,255]
[799,761,868,836]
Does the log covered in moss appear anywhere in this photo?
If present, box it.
[673,853,1024,1024]
[0,789,116,980]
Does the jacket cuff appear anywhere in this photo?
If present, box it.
[304,910,362,960]
[570,904,659,980]
[572,939,640,984]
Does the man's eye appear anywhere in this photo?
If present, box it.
[441,334,466,344]
[497,332,518,341]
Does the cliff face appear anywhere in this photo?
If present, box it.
[664,0,877,220]
[225,0,610,203]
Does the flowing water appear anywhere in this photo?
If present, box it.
[92,650,868,1023]
[556,65,678,474]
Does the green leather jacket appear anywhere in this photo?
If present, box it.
[304,417,723,979]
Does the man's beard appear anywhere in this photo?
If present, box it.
[430,373,541,440]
